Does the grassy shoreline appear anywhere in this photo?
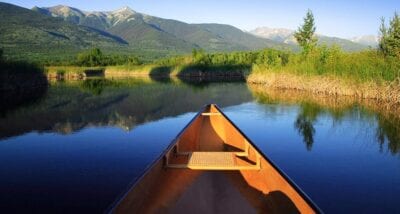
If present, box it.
[43,46,400,107]
[247,70,400,106]
[44,63,400,106]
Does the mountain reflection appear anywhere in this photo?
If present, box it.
[250,85,400,154]
[0,77,251,139]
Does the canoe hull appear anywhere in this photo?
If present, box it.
[111,104,320,213]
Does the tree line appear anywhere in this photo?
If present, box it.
[76,48,142,67]
[0,47,43,74]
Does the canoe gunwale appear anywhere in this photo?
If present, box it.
[107,105,207,213]
[213,104,323,213]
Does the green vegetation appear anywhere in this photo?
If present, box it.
[294,9,318,55]
[76,48,141,67]
[182,48,287,68]
[0,48,47,115]
[247,10,400,82]
[379,12,400,58]
[0,48,43,75]
[151,45,398,83]
[252,46,400,82]
[102,44,399,84]
[0,3,129,63]
[94,11,399,84]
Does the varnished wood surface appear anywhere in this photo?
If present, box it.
[111,104,319,213]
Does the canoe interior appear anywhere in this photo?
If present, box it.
[111,104,319,214]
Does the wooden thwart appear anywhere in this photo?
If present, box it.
[167,152,260,170]
[201,112,221,116]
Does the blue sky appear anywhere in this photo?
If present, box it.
[3,0,399,38]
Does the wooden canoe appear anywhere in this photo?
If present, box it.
[110,104,321,213]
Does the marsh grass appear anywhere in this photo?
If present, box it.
[251,48,400,82]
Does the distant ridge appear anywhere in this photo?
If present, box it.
[0,2,375,62]
[0,2,128,61]
[33,5,292,53]
[250,26,371,51]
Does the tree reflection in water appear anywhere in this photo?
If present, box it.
[0,77,252,140]
[294,103,321,151]
[249,85,400,154]
[376,113,400,155]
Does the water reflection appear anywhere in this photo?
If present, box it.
[0,70,48,115]
[249,85,400,154]
[1,78,400,213]
[376,113,400,154]
[0,77,252,139]
[80,78,115,95]
[294,103,321,151]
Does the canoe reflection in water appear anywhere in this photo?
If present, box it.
[110,104,321,214]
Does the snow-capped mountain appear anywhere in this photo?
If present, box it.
[350,35,379,47]
[250,26,371,51]
[32,5,286,53]
[33,5,140,30]
[250,27,295,44]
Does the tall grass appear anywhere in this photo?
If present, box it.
[252,46,400,83]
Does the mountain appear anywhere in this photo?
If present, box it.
[250,27,294,44]
[33,5,291,53]
[0,3,128,62]
[350,35,379,47]
[3,2,371,63]
[194,24,289,50]
[250,27,369,52]
[30,5,197,54]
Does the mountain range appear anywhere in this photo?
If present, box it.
[0,2,373,62]
[33,5,291,51]
[0,3,129,62]
[349,35,379,47]
[250,27,378,51]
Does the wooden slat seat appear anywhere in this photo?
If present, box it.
[201,112,221,116]
[167,152,260,170]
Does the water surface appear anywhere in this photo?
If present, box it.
[0,77,399,213]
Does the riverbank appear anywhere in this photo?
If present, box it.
[45,64,248,79]
[44,64,400,106]
[249,83,400,114]
[45,66,106,79]
[247,70,400,106]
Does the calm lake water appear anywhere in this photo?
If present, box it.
[0,77,399,213]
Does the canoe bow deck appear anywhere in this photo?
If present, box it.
[110,104,321,214]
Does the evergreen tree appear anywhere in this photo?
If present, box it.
[379,12,400,58]
[294,9,318,55]
[379,17,388,56]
